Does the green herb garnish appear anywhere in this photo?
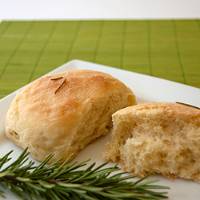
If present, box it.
[0,149,169,199]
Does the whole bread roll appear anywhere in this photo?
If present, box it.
[6,69,136,162]
[105,103,200,181]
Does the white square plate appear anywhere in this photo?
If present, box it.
[0,60,200,200]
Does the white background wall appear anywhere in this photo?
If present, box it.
[0,0,200,20]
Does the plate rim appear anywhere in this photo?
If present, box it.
[0,59,199,104]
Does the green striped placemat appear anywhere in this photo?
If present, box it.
[0,20,199,99]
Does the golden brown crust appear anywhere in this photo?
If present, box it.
[6,69,136,162]
[113,103,200,126]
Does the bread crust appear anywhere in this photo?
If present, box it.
[105,103,200,181]
[6,69,136,162]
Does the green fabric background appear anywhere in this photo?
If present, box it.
[0,20,199,99]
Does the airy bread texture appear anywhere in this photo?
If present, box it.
[6,69,136,162]
[105,103,200,181]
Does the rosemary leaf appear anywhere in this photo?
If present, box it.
[0,149,169,199]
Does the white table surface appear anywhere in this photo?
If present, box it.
[0,0,200,20]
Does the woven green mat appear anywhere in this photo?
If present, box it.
[0,20,200,99]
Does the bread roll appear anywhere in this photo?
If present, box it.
[105,103,200,181]
[6,69,136,162]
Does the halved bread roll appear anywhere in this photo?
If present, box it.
[6,69,136,162]
[105,103,200,181]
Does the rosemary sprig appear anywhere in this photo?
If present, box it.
[0,149,169,200]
